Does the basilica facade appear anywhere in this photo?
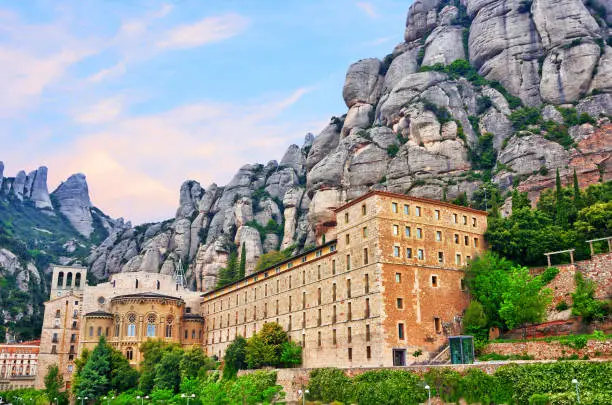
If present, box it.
[35,191,488,389]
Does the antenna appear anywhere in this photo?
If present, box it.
[174,258,186,290]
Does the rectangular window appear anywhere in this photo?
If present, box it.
[347,327,352,343]
[316,250,322,258]
[332,260,336,275]
[395,273,401,283]
[302,312,306,329]
[417,249,424,260]
[332,283,337,302]
[318,265,321,280]
[474,237,479,248]
[364,273,369,294]
[431,275,438,287]
[289,295,292,311]
[392,202,398,213]
[362,204,367,215]
[345,212,349,223]
[393,224,399,235]
[318,288,322,305]
[363,248,369,265]
[347,302,352,321]
[415,206,421,216]
[434,317,442,333]
[276,300,279,315]
[455,253,461,265]
[346,254,351,270]
[318,309,322,326]
[333,305,337,324]
[347,279,352,298]
[301,256,307,263]
[302,292,306,309]
[403,204,409,215]
[393,349,406,366]
[345,233,350,245]
[396,298,403,309]
[464,235,469,246]
[366,346,372,359]
[405,226,411,237]
[288,315,292,331]
[287,262,293,269]
[303,270,306,285]
[416,228,422,239]
[460,279,466,291]
[454,234,459,244]
[398,323,405,340]
[302,333,305,348]
[318,331,322,347]
[333,329,337,345]
[472,217,477,227]
[436,231,442,241]
[393,246,400,257]
[365,298,370,318]
[348,347,353,361]
[363,226,368,238]
[438,252,444,263]
[406,248,412,259]
[366,324,371,341]
[435,210,440,220]
[463,215,467,225]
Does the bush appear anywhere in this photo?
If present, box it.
[510,107,542,130]
[423,100,453,123]
[477,95,493,114]
[571,272,606,322]
[307,368,353,404]
[555,301,569,311]
[540,266,560,284]
[353,370,427,405]
[387,144,400,157]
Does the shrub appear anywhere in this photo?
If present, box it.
[387,144,400,157]
[477,96,493,114]
[555,301,569,311]
[560,334,588,349]
[540,266,560,284]
[510,107,542,130]
[571,272,606,322]
[307,368,353,404]
[529,393,551,405]
[518,0,533,13]
[423,100,453,123]
[353,370,427,405]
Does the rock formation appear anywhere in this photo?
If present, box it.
[52,174,94,237]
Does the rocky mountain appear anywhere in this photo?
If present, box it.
[0,163,122,340]
[84,0,612,293]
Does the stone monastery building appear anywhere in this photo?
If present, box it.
[36,191,487,389]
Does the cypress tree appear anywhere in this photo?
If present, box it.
[217,250,238,288]
[573,168,582,209]
[75,335,112,399]
[237,242,247,281]
[555,169,568,228]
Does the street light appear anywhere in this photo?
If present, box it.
[572,378,580,404]
[181,394,195,405]
[297,389,309,405]
[53,397,58,405]
[425,385,431,405]
[77,397,88,405]
[136,396,149,405]
[102,396,114,405]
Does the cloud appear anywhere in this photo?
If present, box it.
[42,87,322,224]
[356,2,378,18]
[156,13,250,50]
[74,97,124,124]
[360,36,393,47]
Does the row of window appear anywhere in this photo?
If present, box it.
[390,202,479,227]
[391,246,472,265]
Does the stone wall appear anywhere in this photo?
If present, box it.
[483,339,612,360]
[501,318,612,340]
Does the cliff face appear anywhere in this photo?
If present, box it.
[84,0,612,292]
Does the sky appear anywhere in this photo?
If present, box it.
[0,0,410,224]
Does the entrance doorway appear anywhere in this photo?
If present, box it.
[393,349,406,366]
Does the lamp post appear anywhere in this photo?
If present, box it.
[53,397,58,405]
[102,396,114,405]
[136,396,149,405]
[572,379,580,404]
[297,389,309,405]
[425,385,431,405]
[77,397,87,405]
[181,394,195,405]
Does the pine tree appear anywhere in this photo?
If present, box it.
[573,168,582,210]
[217,250,238,288]
[44,364,67,405]
[75,335,112,399]
[555,169,568,228]
[237,243,247,281]
[511,189,530,211]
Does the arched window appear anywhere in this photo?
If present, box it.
[57,272,64,287]
[127,313,137,337]
[89,326,94,337]
[55,309,61,318]
[165,315,173,338]
[126,347,133,361]
[97,326,102,336]
[146,314,156,337]
[192,329,196,339]
[135,279,139,289]
[156,280,160,290]
[114,315,120,337]
[66,272,73,287]
[75,273,82,287]
[105,327,110,336]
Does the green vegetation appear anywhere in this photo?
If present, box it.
[306,362,612,405]
[216,243,248,289]
[509,107,542,130]
[571,272,608,322]
[422,100,452,124]
[253,244,295,272]
[44,364,69,405]
[386,143,399,157]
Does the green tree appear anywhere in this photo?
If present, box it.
[452,192,469,207]
[465,252,514,328]
[574,201,612,239]
[462,301,488,342]
[217,250,238,288]
[109,347,139,393]
[180,345,215,379]
[555,169,569,227]
[279,341,302,367]
[511,189,530,211]
[573,168,582,210]
[44,364,67,405]
[154,348,183,392]
[254,249,292,272]
[223,336,248,379]
[499,266,552,338]
[139,340,181,394]
[238,243,247,280]
[245,334,278,369]
[74,335,112,399]
[571,272,606,323]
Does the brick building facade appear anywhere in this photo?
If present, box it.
[0,341,39,391]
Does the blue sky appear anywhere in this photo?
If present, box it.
[0,0,410,224]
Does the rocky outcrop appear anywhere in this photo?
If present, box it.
[52,174,93,237]
[342,59,383,108]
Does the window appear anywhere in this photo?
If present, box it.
[464,235,469,246]
[453,213,458,223]
[333,329,337,345]
[431,275,438,287]
[333,305,337,324]
[474,237,479,248]
[301,256,307,263]
[126,347,133,361]
[332,283,337,302]
[472,217,477,226]
[146,314,156,337]
[317,288,322,305]
[392,202,398,213]
[406,248,412,259]
[398,323,405,340]
[347,327,352,343]
[52,333,59,343]
[393,246,400,257]
[347,302,352,321]
[436,231,442,241]
[363,248,369,265]
[302,333,305,348]
[416,228,422,239]
[393,349,406,366]
[367,346,372,359]
[332,260,336,275]
[460,279,466,291]
[348,347,353,361]
[318,309,322,326]
[288,315,292,331]
[362,204,367,215]
[318,331,322,346]
[395,273,401,283]
[289,295,292,311]
[362,226,368,238]
[396,298,403,309]
[346,254,351,270]
[417,249,424,260]
[289,275,292,289]
[366,324,371,341]
[463,215,467,225]
[365,298,370,318]
[438,252,444,263]
[455,253,461,265]
[364,273,369,294]
[127,313,137,337]
[405,226,411,237]
[345,233,350,244]
[454,234,459,244]
[415,206,421,216]
[89,326,94,337]
[185,330,189,339]
[302,292,306,309]
[347,279,352,298]
[404,204,409,214]
[302,312,306,329]
[318,265,321,280]
[435,210,440,220]
[165,316,173,338]
[393,224,399,235]
[302,270,306,285]
[434,317,442,333]
[344,212,349,223]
